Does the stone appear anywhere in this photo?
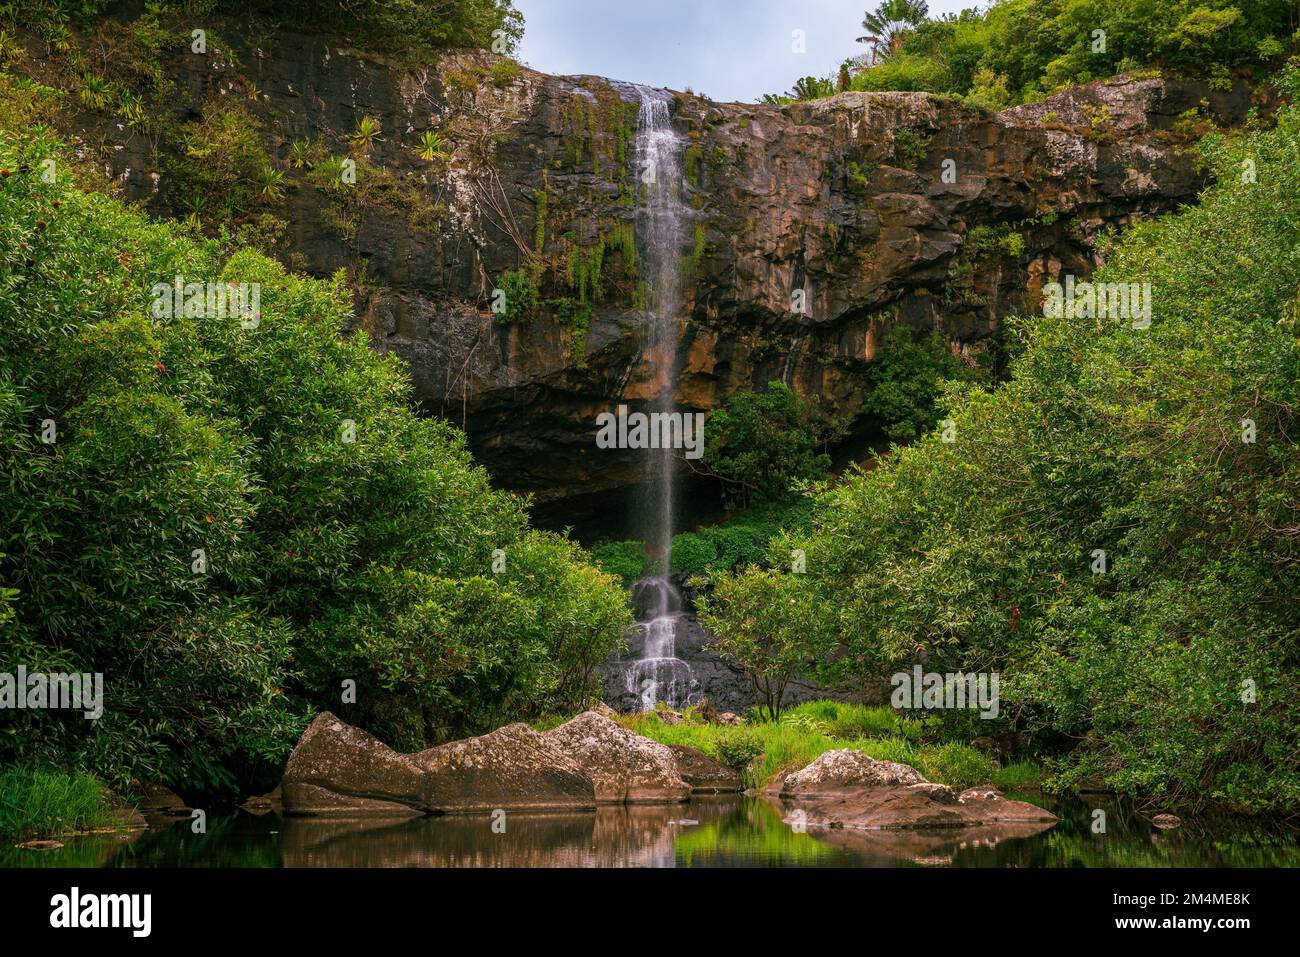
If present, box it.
[240,785,282,816]
[955,786,1060,823]
[668,745,743,793]
[17,839,63,850]
[282,713,428,817]
[543,710,690,803]
[1153,813,1182,829]
[774,749,1057,831]
[781,749,929,799]
[411,722,596,812]
[281,712,597,816]
[136,783,192,823]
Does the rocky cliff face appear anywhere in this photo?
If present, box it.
[26,14,1254,519]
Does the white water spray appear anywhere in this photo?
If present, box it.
[623,86,698,710]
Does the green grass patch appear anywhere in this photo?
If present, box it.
[0,769,113,841]
[992,760,1045,791]
[916,742,998,791]
[622,701,1030,792]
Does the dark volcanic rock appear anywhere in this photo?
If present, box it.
[25,13,1255,514]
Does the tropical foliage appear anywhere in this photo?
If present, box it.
[0,129,630,795]
[770,0,1298,105]
[697,381,841,508]
[706,64,1300,810]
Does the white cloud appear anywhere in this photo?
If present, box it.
[513,0,974,102]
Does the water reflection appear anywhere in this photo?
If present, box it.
[7,794,1298,868]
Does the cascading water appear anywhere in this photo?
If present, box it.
[625,576,696,710]
[622,86,698,710]
[635,86,684,559]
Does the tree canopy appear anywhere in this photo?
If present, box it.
[709,63,1300,811]
[0,128,628,795]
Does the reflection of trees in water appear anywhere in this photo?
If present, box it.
[674,798,841,866]
[942,794,1300,868]
[36,794,1300,869]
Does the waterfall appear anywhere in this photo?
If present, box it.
[635,86,684,559]
[622,86,698,710]
[624,577,696,710]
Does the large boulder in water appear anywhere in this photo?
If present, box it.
[282,713,428,817]
[543,711,691,803]
[776,749,1056,831]
[411,722,596,812]
[954,785,1061,823]
[781,749,929,798]
[282,712,597,816]
[668,744,743,793]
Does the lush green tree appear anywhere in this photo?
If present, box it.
[758,64,1300,810]
[699,568,833,720]
[863,327,984,443]
[667,497,815,576]
[244,0,524,52]
[775,0,1298,107]
[859,0,931,61]
[11,1,523,53]
[590,539,648,586]
[0,129,628,794]
[697,381,840,508]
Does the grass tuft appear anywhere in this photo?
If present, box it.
[0,769,112,841]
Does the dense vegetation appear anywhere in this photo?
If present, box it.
[768,0,1299,106]
[621,700,1034,793]
[696,381,841,509]
[0,768,110,841]
[863,327,987,443]
[0,129,630,797]
[2,0,1296,833]
[706,63,1300,811]
[5,0,522,54]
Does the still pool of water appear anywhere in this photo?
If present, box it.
[8,794,1298,868]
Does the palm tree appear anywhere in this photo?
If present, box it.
[791,76,836,101]
[857,0,930,64]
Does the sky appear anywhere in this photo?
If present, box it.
[513,0,976,104]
